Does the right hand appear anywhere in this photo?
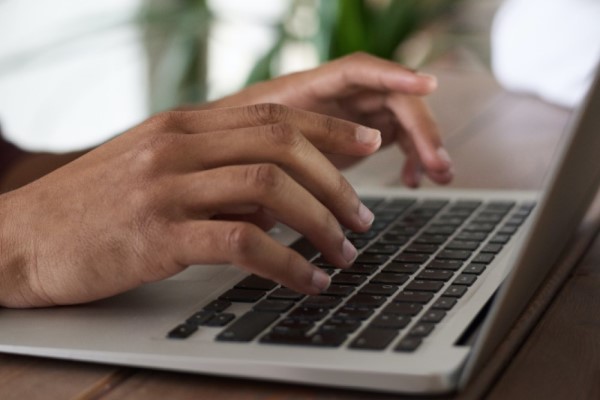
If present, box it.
[0,104,380,308]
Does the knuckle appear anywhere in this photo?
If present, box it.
[345,51,371,64]
[133,134,177,172]
[244,163,283,194]
[226,223,258,256]
[266,123,303,149]
[148,111,182,130]
[247,103,289,125]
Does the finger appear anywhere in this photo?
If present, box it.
[172,220,331,295]
[215,210,277,231]
[176,164,359,268]
[385,93,453,180]
[171,123,375,232]
[292,52,437,100]
[155,104,382,156]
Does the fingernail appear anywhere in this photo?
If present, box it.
[437,147,452,168]
[311,269,331,292]
[416,72,438,89]
[342,238,358,263]
[356,127,381,146]
[358,203,375,227]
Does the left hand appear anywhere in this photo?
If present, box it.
[207,52,453,188]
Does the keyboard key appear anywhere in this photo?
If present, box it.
[216,311,279,342]
[288,307,329,321]
[472,253,495,264]
[394,253,430,264]
[342,264,379,275]
[350,239,369,249]
[456,232,488,241]
[415,234,447,245]
[395,337,422,352]
[331,274,367,286]
[485,201,515,211]
[268,288,304,301]
[383,263,420,274]
[404,244,438,254]
[360,197,385,209]
[347,230,378,240]
[271,318,313,335]
[235,275,278,291]
[203,300,231,313]
[350,327,399,350]
[322,284,355,297]
[427,259,463,271]
[167,323,197,339]
[205,313,236,327]
[334,306,374,320]
[302,295,342,309]
[444,285,468,298]
[378,234,410,245]
[355,254,390,264]
[321,318,362,334]
[261,331,347,347]
[481,243,503,254]
[454,274,478,286]
[405,280,444,292]
[432,297,457,310]
[365,243,401,255]
[423,226,456,235]
[290,237,319,260]
[186,310,214,326]
[437,250,472,261]
[370,272,410,285]
[498,225,518,235]
[408,322,435,337]
[394,291,433,304]
[446,240,480,251]
[345,294,387,308]
[383,302,422,316]
[254,299,295,313]
[360,283,399,296]
[420,310,446,323]
[463,263,486,275]
[370,314,410,329]
[489,234,511,244]
[417,269,454,282]
[220,288,266,303]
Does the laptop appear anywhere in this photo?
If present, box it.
[0,67,598,395]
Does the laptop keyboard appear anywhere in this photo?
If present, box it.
[166,197,535,352]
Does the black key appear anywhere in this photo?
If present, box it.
[350,239,369,249]
[505,216,526,226]
[405,280,444,292]
[472,253,495,264]
[456,232,488,241]
[415,234,447,245]
[261,331,347,347]
[394,253,430,264]
[342,264,379,275]
[371,220,391,232]
[453,200,482,210]
[485,201,515,211]
[290,237,319,260]
[405,244,439,254]
[355,254,390,264]
[481,243,503,254]
[454,274,478,286]
[203,300,231,313]
[464,263,486,275]
[334,306,374,320]
[395,337,422,352]
[271,318,313,335]
[489,234,511,244]
[423,226,456,235]
[444,285,468,298]
[216,311,279,342]
[378,234,410,245]
[308,331,348,347]
[437,250,472,261]
[394,291,433,304]
[421,199,449,209]
[464,223,496,233]
[167,323,197,339]
[417,269,454,282]
[235,275,277,291]
[434,216,465,225]
[370,272,409,285]
[345,294,387,308]
[268,288,304,301]
[331,274,367,286]
[360,283,399,296]
[312,256,335,267]
[347,230,378,240]
[220,288,266,303]
[365,243,400,255]
[186,310,215,326]
[432,297,457,310]
[288,307,329,321]
[254,299,295,313]
[383,302,422,316]
[382,198,416,209]
[321,318,362,333]
[322,284,355,297]
[446,240,480,251]
[302,295,341,309]
[409,322,435,337]
[498,225,518,235]
[370,314,410,329]
[350,327,399,350]
[383,262,420,274]
[360,197,385,209]
[205,313,236,327]
[472,213,504,223]
[374,211,402,222]
[427,259,463,271]
[420,310,446,323]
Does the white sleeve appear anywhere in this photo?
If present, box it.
[491,0,600,108]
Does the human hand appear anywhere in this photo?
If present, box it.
[209,52,453,188]
[0,104,380,307]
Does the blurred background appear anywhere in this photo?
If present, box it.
[0,0,526,152]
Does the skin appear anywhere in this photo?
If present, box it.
[0,53,452,308]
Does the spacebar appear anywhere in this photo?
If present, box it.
[216,311,279,342]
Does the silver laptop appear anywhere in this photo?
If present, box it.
[0,67,598,395]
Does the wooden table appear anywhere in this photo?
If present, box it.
[1,62,599,400]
